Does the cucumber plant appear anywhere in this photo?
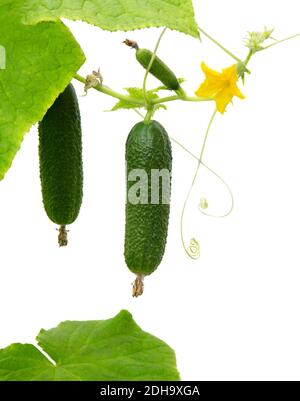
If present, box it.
[38,83,83,246]
[0,0,297,297]
[1,0,298,385]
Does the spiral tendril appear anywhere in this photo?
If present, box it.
[187,238,201,259]
[179,108,217,260]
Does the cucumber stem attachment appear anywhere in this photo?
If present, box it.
[144,106,155,124]
[132,275,144,297]
[58,225,68,247]
[175,86,187,98]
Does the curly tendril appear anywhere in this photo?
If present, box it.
[199,198,208,210]
[187,238,201,259]
[179,108,217,260]
[170,136,234,220]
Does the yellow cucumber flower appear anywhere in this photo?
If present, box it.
[195,62,245,113]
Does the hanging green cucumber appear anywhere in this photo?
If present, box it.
[124,39,183,94]
[125,120,172,297]
[38,83,83,247]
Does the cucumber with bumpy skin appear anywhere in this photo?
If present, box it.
[136,48,180,91]
[38,83,83,246]
[125,120,172,296]
[123,39,181,92]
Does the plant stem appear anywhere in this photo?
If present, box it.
[198,26,243,63]
[244,50,253,67]
[75,73,212,106]
[75,74,145,105]
[142,27,168,105]
[198,109,217,162]
[152,94,212,105]
[144,107,155,124]
[132,109,145,119]
[262,33,300,50]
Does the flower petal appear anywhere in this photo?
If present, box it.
[201,62,221,78]
[231,83,245,99]
[196,62,245,111]
[214,87,235,114]
[195,80,221,98]
[222,64,238,80]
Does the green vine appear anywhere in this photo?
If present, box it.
[75,73,210,107]
[74,25,300,260]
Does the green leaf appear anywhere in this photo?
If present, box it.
[155,104,167,111]
[110,87,159,111]
[0,310,180,381]
[125,87,159,101]
[0,1,85,180]
[111,99,140,111]
[21,0,199,38]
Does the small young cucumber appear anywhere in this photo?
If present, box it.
[136,48,180,91]
[38,83,83,246]
[125,120,172,296]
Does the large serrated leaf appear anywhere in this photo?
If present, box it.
[0,1,85,180]
[21,0,199,38]
[0,310,180,381]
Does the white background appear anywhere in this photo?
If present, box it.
[0,0,300,381]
